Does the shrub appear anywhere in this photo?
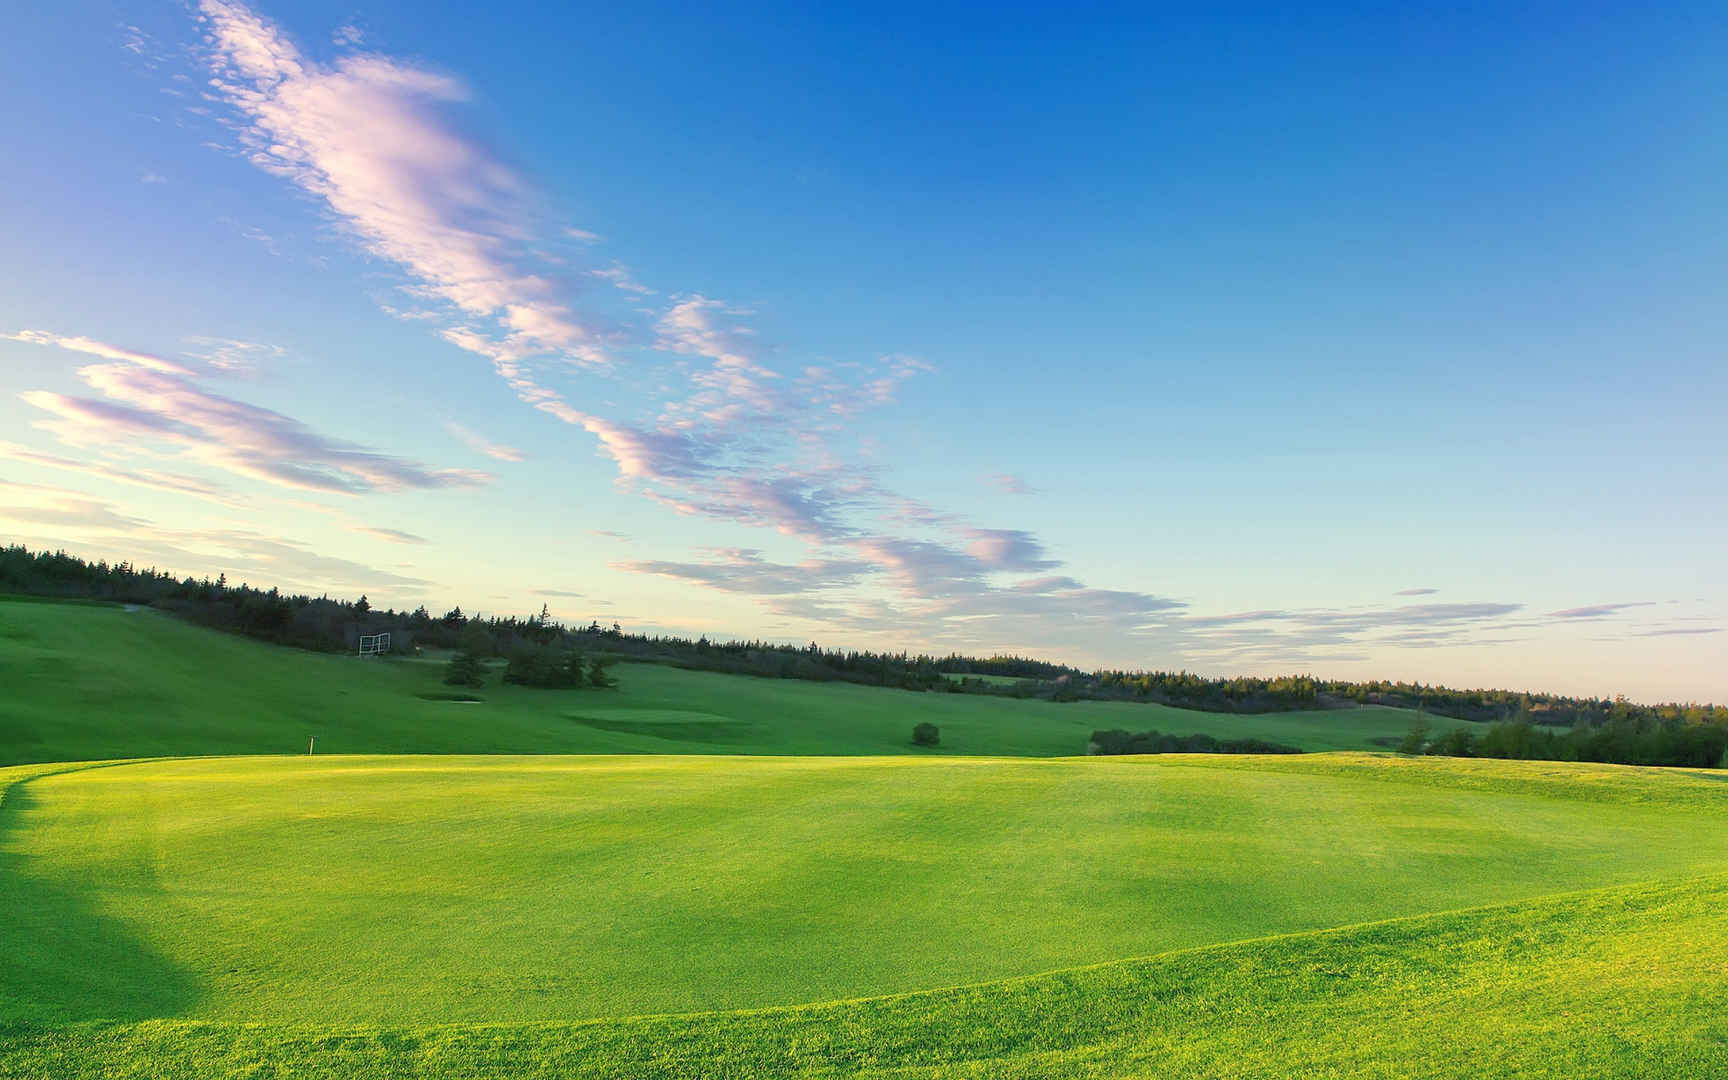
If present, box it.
[1219,737,1303,755]
[912,722,940,747]
[443,650,485,688]
[1397,718,1430,756]
[1088,728,1302,756]
[504,644,587,689]
[1429,726,1477,758]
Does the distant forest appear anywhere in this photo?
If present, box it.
[4,544,1723,740]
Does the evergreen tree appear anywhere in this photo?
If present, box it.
[559,650,588,688]
[443,651,485,688]
[587,657,615,688]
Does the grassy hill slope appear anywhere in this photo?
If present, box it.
[0,598,1449,764]
[5,754,1727,1025]
[7,598,1722,1077]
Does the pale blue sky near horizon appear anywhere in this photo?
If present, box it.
[0,1,1722,701]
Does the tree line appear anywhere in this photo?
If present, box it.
[3,544,1721,736]
[1400,714,1728,770]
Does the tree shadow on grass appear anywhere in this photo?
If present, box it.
[0,779,205,1023]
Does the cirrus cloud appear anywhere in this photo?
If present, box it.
[199,0,611,379]
[445,421,524,463]
[351,526,428,545]
[5,329,193,375]
[179,3,1637,674]
[16,334,488,496]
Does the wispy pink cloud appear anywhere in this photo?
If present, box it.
[183,336,284,374]
[590,262,654,296]
[199,0,611,377]
[444,421,524,463]
[572,415,711,482]
[0,486,154,532]
[984,472,1037,496]
[18,346,488,495]
[1548,602,1658,619]
[191,7,946,546]
[5,329,194,375]
[147,528,432,589]
[351,525,427,545]
[178,5,1212,654]
[0,483,425,592]
[616,548,872,596]
[0,439,241,507]
[963,528,1061,572]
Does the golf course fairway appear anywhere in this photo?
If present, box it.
[5,753,1728,1030]
[5,605,1727,1077]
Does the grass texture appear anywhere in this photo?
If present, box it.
[3,866,1725,1076]
[4,753,1728,1028]
[0,597,1448,765]
[4,600,1724,1077]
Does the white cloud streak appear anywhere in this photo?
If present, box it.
[351,526,428,545]
[182,4,1639,672]
[17,337,489,495]
[0,439,242,507]
[199,0,610,378]
[5,329,194,375]
[445,422,524,462]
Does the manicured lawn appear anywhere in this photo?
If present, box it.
[5,753,1727,1026]
[0,598,1454,765]
[6,598,1724,1077]
[7,872,1724,1078]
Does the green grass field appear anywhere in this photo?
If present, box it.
[7,874,1724,1078]
[3,598,1724,1077]
[0,598,1447,765]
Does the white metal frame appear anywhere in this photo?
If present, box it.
[358,632,392,657]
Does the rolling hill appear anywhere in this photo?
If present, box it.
[0,597,1450,765]
[3,597,1724,1077]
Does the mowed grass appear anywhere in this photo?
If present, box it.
[5,754,1728,1028]
[0,598,1450,765]
[6,599,1725,1077]
[7,873,1725,1078]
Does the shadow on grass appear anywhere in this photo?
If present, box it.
[569,714,762,743]
[0,778,204,1022]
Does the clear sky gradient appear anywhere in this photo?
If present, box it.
[1,1,1722,701]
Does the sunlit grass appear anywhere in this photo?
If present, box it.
[0,598,1452,764]
[4,601,1724,1077]
[5,753,1727,1026]
[4,871,1724,1078]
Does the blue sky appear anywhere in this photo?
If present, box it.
[1,1,1722,701]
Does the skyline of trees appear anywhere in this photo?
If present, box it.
[2,542,1721,725]
[1404,715,1728,770]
